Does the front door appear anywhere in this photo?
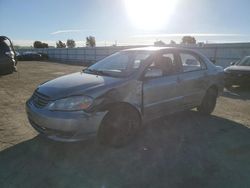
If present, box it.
[143,51,182,121]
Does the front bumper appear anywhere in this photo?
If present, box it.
[26,101,107,142]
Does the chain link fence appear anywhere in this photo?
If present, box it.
[17,43,250,68]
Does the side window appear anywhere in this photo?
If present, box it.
[162,53,174,61]
[132,53,150,69]
[180,53,206,72]
[148,53,176,76]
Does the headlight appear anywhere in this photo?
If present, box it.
[48,96,93,111]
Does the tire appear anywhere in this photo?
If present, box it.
[197,87,218,115]
[98,106,141,147]
[0,67,13,75]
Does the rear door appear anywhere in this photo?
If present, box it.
[177,50,209,108]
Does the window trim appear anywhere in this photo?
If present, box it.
[178,50,207,73]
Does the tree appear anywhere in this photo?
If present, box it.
[86,36,96,47]
[154,40,166,46]
[34,41,42,48]
[33,41,48,48]
[170,40,176,45]
[181,36,196,44]
[66,39,76,48]
[56,40,66,48]
[43,43,48,48]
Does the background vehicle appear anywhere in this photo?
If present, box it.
[37,52,49,60]
[26,47,224,147]
[0,36,17,74]
[224,56,250,88]
[17,51,48,61]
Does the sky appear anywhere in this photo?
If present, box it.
[1,0,250,47]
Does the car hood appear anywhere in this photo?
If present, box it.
[225,66,250,72]
[36,72,123,99]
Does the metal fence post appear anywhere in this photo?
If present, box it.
[214,47,218,64]
[66,48,68,63]
[94,47,96,63]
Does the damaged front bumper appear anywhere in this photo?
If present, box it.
[26,102,107,142]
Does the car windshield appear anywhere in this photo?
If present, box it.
[237,57,250,66]
[84,51,152,77]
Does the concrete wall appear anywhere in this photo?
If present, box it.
[18,43,250,68]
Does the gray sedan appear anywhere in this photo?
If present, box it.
[26,47,224,146]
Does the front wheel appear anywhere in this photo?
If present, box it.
[98,107,141,147]
[197,88,218,115]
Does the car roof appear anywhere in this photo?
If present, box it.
[123,46,169,51]
[122,46,196,53]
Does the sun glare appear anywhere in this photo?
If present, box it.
[124,0,177,30]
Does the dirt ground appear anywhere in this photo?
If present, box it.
[0,61,250,188]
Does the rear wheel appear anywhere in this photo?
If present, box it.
[98,106,141,147]
[197,87,218,115]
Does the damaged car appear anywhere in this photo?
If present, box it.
[26,47,224,146]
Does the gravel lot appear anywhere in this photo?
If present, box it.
[0,61,250,188]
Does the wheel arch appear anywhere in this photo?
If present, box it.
[100,101,142,123]
[208,84,219,95]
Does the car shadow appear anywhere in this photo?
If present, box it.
[0,111,250,188]
[0,71,13,77]
[222,87,250,100]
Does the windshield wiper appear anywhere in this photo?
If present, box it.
[84,69,111,76]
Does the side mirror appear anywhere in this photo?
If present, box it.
[144,68,163,78]
[230,61,236,65]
